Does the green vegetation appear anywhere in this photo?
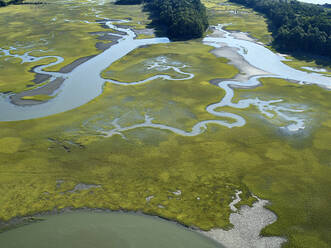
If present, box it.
[0,57,57,93]
[204,0,330,73]
[1,66,331,248]
[282,55,331,76]
[0,1,152,93]
[233,77,331,247]
[228,0,331,58]
[203,0,272,44]
[116,0,209,40]
[0,0,23,8]
[102,42,238,82]
[0,42,244,231]
[20,94,54,101]
[115,0,142,5]
[0,1,331,248]
[145,0,209,39]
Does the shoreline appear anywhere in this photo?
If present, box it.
[0,192,286,248]
[0,207,202,235]
[10,77,64,106]
[6,20,127,107]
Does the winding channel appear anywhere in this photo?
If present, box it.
[0,22,330,133]
[0,19,169,121]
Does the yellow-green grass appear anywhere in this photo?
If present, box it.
[228,77,331,247]
[0,1,152,93]
[136,33,155,39]
[20,94,54,101]
[203,0,272,44]
[0,75,248,231]
[283,56,331,76]
[101,42,238,83]
[0,1,331,247]
[0,65,331,247]
[204,0,331,75]
[0,57,57,93]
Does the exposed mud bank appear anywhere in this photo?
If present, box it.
[59,55,96,73]
[0,19,169,118]
[10,78,64,106]
[211,45,269,82]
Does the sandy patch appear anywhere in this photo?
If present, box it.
[201,192,287,248]
[133,28,155,36]
[208,27,227,38]
[211,46,269,82]
[229,32,255,42]
[66,183,101,193]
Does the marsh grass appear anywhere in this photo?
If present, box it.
[20,94,54,101]
[203,0,272,44]
[0,0,152,93]
[1,70,331,248]
[0,1,330,247]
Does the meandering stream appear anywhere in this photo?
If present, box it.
[0,19,169,121]
[0,20,330,135]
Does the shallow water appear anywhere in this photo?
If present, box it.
[203,25,331,89]
[0,212,224,248]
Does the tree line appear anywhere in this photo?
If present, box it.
[228,0,331,58]
[115,0,208,40]
[0,0,23,7]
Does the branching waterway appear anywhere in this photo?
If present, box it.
[0,19,169,121]
[0,21,330,138]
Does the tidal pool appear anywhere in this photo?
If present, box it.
[0,212,224,248]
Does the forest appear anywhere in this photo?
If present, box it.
[229,0,331,58]
[116,0,208,40]
[0,0,23,7]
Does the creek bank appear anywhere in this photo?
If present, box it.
[133,28,155,37]
[59,55,97,73]
[10,78,64,106]
[210,45,269,82]
[0,190,285,248]
[3,18,134,107]
[0,19,169,116]
[0,23,330,124]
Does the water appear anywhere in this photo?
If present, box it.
[203,25,331,89]
[0,22,330,133]
[297,0,330,4]
[0,20,169,122]
[0,212,224,248]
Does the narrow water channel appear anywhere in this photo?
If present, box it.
[0,20,330,122]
